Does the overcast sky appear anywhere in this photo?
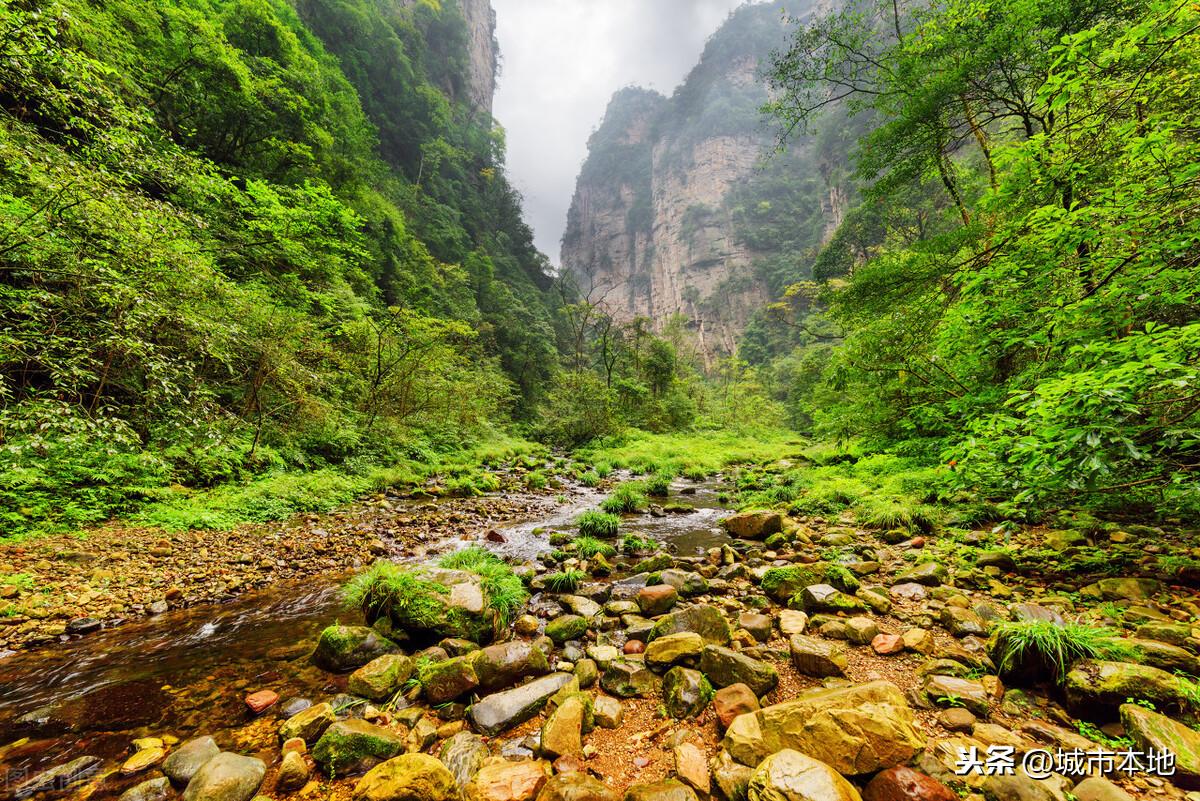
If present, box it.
[493,0,755,263]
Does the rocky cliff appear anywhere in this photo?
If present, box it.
[458,0,498,113]
[561,0,845,366]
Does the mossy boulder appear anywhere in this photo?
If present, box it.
[600,659,659,698]
[312,625,398,673]
[353,754,458,801]
[699,645,778,697]
[470,640,549,692]
[348,654,413,701]
[1120,703,1200,788]
[797,584,867,615]
[419,655,480,704]
[1080,577,1162,602]
[1065,660,1192,712]
[352,565,500,645]
[663,667,713,719]
[312,720,404,777]
[546,614,588,644]
[760,566,823,603]
[645,632,705,671]
[649,605,731,645]
[279,702,336,744]
[722,511,783,539]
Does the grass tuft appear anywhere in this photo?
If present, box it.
[436,546,528,626]
[600,482,647,514]
[576,510,620,538]
[572,536,616,558]
[544,568,585,593]
[989,620,1138,683]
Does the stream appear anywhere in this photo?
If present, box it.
[0,477,732,797]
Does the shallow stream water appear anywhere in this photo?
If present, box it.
[0,477,731,797]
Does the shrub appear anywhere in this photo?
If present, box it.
[577,510,620,538]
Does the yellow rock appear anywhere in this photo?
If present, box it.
[132,738,163,751]
[121,746,165,774]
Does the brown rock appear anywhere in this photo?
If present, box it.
[624,640,645,655]
[713,683,760,730]
[863,766,955,801]
[637,585,679,616]
[466,759,548,801]
[871,634,904,655]
[673,743,710,796]
[245,690,279,714]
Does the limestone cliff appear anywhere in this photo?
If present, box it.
[458,0,497,113]
[561,0,846,366]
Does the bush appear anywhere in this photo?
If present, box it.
[577,510,620,538]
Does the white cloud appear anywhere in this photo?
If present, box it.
[492,0,755,261]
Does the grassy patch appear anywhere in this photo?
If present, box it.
[343,562,449,629]
[989,620,1138,683]
[577,510,620,538]
[621,533,659,553]
[572,536,616,558]
[644,471,674,496]
[600,482,648,514]
[576,429,803,478]
[544,569,585,593]
[435,546,528,626]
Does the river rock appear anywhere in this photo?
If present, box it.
[779,610,808,636]
[353,753,458,801]
[923,675,990,716]
[470,672,575,736]
[593,695,623,728]
[660,569,709,596]
[663,666,712,719]
[279,702,337,744]
[421,654,481,703]
[940,607,987,637]
[723,680,924,774]
[440,731,490,786]
[14,756,102,800]
[1072,777,1135,801]
[276,750,310,792]
[119,776,173,801]
[625,779,699,801]
[863,766,954,801]
[713,750,754,801]
[163,736,221,784]
[649,605,731,645]
[894,562,947,587]
[747,749,862,801]
[1120,703,1200,787]
[547,614,588,644]
[645,632,705,670]
[1080,577,1161,602]
[374,566,498,643]
[541,695,585,758]
[722,511,782,539]
[349,654,414,700]
[713,683,760,729]
[789,634,848,677]
[1065,660,1192,711]
[536,773,617,801]
[699,644,778,696]
[122,746,166,774]
[180,752,265,801]
[465,759,548,801]
[601,659,659,698]
[473,640,550,692]
[312,719,405,776]
[798,585,866,614]
[637,585,680,616]
[312,625,397,672]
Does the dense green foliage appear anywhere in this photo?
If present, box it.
[759,0,1200,520]
[0,0,559,536]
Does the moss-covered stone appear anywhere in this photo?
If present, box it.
[648,605,731,645]
[311,625,397,673]
[760,565,822,603]
[348,654,413,701]
[311,719,404,777]
[545,614,588,644]
[662,666,713,719]
[1120,703,1200,786]
[419,655,480,704]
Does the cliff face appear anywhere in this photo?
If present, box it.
[459,0,498,113]
[561,0,845,366]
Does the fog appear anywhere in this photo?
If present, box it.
[492,0,757,262]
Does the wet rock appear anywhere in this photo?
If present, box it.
[622,641,645,656]
[536,773,617,801]
[276,750,310,792]
[440,731,490,786]
[637,585,680,616]
[279,697,312,718]
[546,615,589,644]
[739,613,773,642]
[940,607,987,637]
[353,753,458,801]
[798,585,866,615]
[1072,777,1135,801]
[421,654,480,703]
[180,752,265,801]
[122,746,167,774]
[1120,703,1200,787]
[863,766,954,801]
[712,750,753,801]
[845,617,880,645]
[699,644,778,696]
[312,625,397,672]
[723,681,924,774]
[279,702,336,744]
[469,672,575,736]
[789,634,848,677]
[244,689,278,714]
[1065,660,1192,711]
[924,675,990,716]
[14,756,103,800]
[164,736,221,785]
[514,615,540,636]
[312,719,405,776]
[722,511,783,539]
[601,659,659,698]
[894,563,947,587]
[663,666,712,719]
[473,641,550,692]
[541,695,585,759]
[713,683,760,730]
[1080,577,1161,602]
[349,654,414,700]
[659,569,709,597]
[560,595,604,618]
[119,776,173,801]
[465,759,548,801]
[649,605,731,645]
[66,617,102,634]
[645,632,705,670]
[624,779,699,801]
[593,695,623,728]
[747,749,862,801]
[871,634,904,655]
